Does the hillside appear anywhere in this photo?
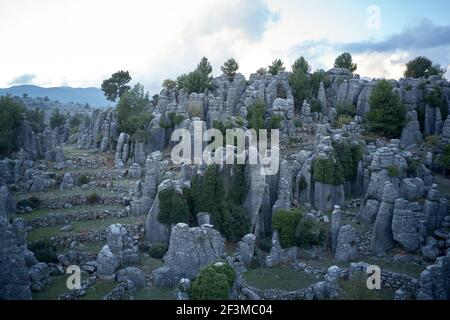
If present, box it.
[0,85,111,108]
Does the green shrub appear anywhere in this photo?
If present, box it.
[336,115,353,128]
[295,215,326,248]
[158,187,191,226]
[313,157,345,186]
[221,205,251,241]
[406,159,420,176]
[333,142,363,182]
[309,99,322,113]
[17,197,41,209]
[29,241,58,263]
[87,192,101,204]
[426,135,439,146]
[148,243,168,259]
[189,263,235,300]
[247,99,266,131]
[28,196,42,209]
[211,262,236,286]
[366,80,406,138]
[272,209,302,248]
[336,103,356,117]
[267,114,284,129]
[388,165,400,177]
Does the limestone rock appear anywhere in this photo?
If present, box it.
[162,223,225,283]
[392,198,422,252]
[335,225,357,261]
[0,216,32,299]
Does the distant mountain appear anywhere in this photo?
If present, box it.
[0,85,112,108]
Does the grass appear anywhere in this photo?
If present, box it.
[28,216,144,242]
[131,255,164,274]
[56,241,105,256]
[132,285,176,300]
[80,280,118,300]
[340,273,395,300]
[365,257,425,278]
[17,204,124,221]
[243,265,321,291]
[15,188,122,202]
[32,275,72,300]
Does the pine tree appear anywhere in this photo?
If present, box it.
[366,80,406,138]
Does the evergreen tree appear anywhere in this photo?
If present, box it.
[404,56,446,78]
[221,58,239,80]
[366,80,406,138]
[334,52,357,73]
[0,96,25,155]
[268,59,285,75]
[101,70,132,102]
[49,108,66,129]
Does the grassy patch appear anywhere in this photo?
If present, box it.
[365,257,425,278]
[132,285,175,300]
[32,275,71,300]
[28,216,143,242]
[131,255,164,274]
[340,273,395,300]
[80,280,118,300]
[243,266,321,291]
[15,188,122,202]
[17,204,123,222]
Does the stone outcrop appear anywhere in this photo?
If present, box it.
[416,252,450,300]
[144,179,177,244]
[335,225,357,261]
[96,224,139,280]
[152,223,225,285]
[391,198,422,252]
[371,182,400,256]
[132,151,165,217]
[400,110,423,147]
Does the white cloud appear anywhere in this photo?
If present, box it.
[0,0,449,93]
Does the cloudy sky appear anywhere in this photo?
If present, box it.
[1,0,450,94]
